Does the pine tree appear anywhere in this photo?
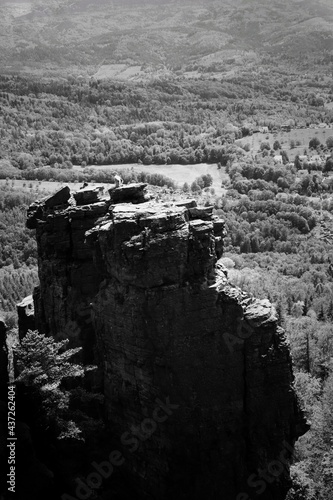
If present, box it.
[276,300,286,328]
[318,304,326,322]
[14,330,96,440]
[327,300,333,321]
[303,295,312,316]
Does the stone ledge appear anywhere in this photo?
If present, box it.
[109,182,149,204]
[73,186,104,205]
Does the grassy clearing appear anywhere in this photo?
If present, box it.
[0,162,229,198]
[93,64,144,81]
[236,128,332,159]
[0,179,84,197]
[73,163,228,196]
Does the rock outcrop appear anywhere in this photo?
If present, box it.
[17,295,35,340]
[26,184,307,500]
[0,317,7,400]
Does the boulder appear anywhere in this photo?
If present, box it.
[73,186,104,206]
[26,186,71,229]
[44,186,70,208]
[188,205,214,220]
[109,182,148,204]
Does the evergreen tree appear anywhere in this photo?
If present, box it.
[318,304,326,322]
[327,301,333,321]
[276,300,286,328]
[14,330,96,440]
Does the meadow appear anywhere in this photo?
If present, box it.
[236,127,333,159]
[0,178,85,195]
[73,163,228,195]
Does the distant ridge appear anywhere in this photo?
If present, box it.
[0,0,332,75]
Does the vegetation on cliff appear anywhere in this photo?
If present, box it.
[14,330,100,441]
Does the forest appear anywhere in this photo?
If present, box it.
[0,73,332,172]
[0,65,333,499]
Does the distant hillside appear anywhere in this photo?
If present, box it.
[0,0,332,77]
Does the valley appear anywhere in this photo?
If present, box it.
[0,0,333,499]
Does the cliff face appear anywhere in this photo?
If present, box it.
[0,316,7,400]
[17,295,35,340]
[27,184,307,500]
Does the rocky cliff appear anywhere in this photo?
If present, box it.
[0,316,8,400]
[26,183,307,500]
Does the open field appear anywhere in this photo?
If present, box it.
[93,64,144,81]
[73,163,228,196]
[236,127,333,160]
[0,179,84,197]
[0,162,229,198]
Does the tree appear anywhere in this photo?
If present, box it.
[324,158,333,173]
[291,301,304,318]
[327,300,333,321]
[286,463,316,500]
[275,300,286,328]
[240,237,251,253]
[309,137,321,149]
[14,330,96,440]
[281,150,289,164]
[294,371,321,415]
[326,136,333,149]
[260,141,270,151]
[273,140,281,151]
[319,448,333,500]
[250,234,260,252]
[318,304,326,322]
[191,180,201,192]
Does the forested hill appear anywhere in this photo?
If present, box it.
[0,0,332,75]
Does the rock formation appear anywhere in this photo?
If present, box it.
[25,184,307,500]
[0,316,8,400]
[0,400,54,500]
[17,295,35,340]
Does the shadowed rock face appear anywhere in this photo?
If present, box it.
[0,317,8,399]
[26,184,307,500]
[17,295,35,340]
